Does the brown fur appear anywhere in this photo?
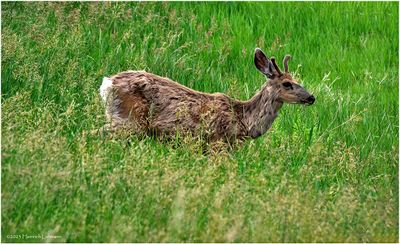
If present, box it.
[101,49,315,142]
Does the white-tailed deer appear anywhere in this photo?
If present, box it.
[100,48,315,142]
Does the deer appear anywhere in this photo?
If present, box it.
[99,48,315,142]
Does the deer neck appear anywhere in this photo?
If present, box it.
[242,83,283,138]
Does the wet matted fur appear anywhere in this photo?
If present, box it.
[100,48,315,142]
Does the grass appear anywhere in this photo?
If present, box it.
[1,2,398,242]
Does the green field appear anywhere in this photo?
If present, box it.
[2,2,398,242]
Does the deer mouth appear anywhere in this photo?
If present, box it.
[300,100,313,105]
[301,95,315,105]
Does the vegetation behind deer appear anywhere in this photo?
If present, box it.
[2,2,398,242]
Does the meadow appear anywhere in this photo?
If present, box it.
[1,2,398,242]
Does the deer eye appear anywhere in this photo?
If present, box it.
[282,81,293,89]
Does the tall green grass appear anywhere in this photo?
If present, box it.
[2,2,398,242]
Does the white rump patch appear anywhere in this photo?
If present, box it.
[100,77,113,102]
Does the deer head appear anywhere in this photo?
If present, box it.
[254,48,315,105]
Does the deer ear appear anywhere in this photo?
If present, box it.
[254,48,274,78]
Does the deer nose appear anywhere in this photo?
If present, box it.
[306,95,315,104]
